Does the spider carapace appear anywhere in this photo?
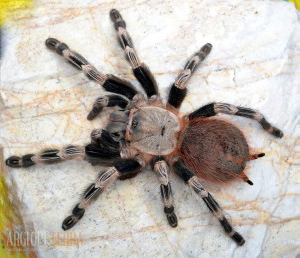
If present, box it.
[6,9,283,246]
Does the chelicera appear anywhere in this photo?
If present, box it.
[6,9,283,246]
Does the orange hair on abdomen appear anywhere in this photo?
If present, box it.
[179,118,249,183]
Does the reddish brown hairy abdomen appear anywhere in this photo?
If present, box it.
[179,118,249,183]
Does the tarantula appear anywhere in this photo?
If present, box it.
[6,9,283,246]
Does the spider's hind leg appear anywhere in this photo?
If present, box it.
[110,9,159,98]
[62,158,143,230]
[172,158,245,246]
[188,102,284,138]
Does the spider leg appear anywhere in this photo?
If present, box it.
[167,43,212,109]
[172,158,245,246]
[45,38,138,100]
[87,94,128,120]
[6,143,121,168]
[110,9,159,98]
[188,102,283,138]
[62,158,143,230]
[152,157,178,227]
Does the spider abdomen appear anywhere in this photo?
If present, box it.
[179,118,249,183]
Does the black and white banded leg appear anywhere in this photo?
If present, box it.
[152,157,178,227]
[45,38,138,100]
[62,158,143,230]
[87,94,129,120]
[6,144,121,168]
[172,159,245,246]
[188,102,283,138]
[167,43,212,109]
[110,9,158,98]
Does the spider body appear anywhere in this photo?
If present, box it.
[179,118,249,183]
[122,104,180,155]
[5,9,284,247]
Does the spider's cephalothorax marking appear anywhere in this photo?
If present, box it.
[125,106,181,155]
[179,118,249,183]
[6,8,285,247]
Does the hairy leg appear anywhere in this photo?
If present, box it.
[45,38,138,100]
[188,102,283,138]
[6,144,121,168]
[62,158,143,230]
[110,9,158,98]
[152,157,178,227]
[167,43,212,109]
[172,158,245,246]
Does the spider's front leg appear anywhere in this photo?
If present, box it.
[62,158,143,230]
[167,43,212,109]
[172,158,245,246]
[188,102,283,138]
[110,9,159,98]
[152,157,178,227]
[45,38,138,101]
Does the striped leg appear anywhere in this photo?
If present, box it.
[87,94,129,120]
[172,159,245,246]
[167,43,212,109]
[45,38,138,100]
[62,158,143,230]
[6,144,120,168]
[152,157,178,227]
[110,9,158,98]
[188,102,283,138]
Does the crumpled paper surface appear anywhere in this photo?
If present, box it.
[0,0,299,257]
